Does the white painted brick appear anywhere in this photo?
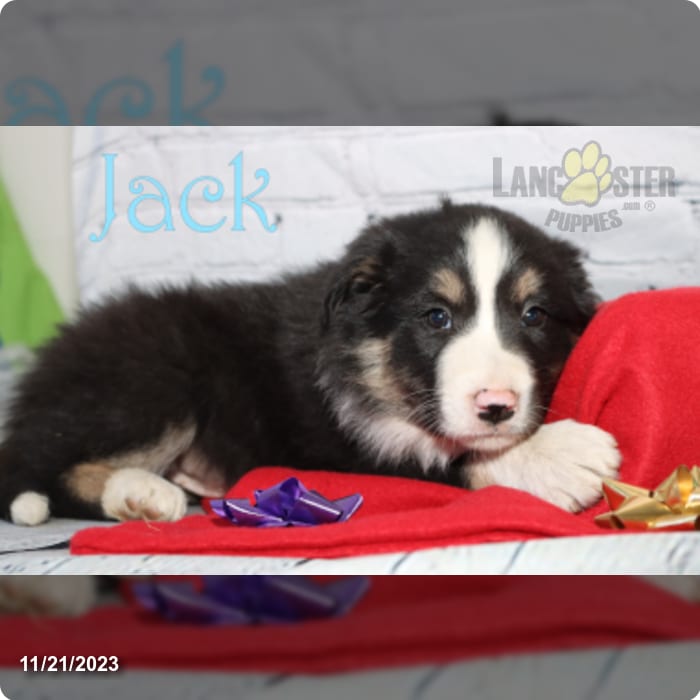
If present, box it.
[74,126,700,305]
[277,206,370,269]
[359,130,532,196]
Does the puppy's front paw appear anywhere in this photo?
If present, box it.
[470,419,621,513]
[526,420,621,512]
[102,468,187,522]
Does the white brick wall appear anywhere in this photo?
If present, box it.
[73,126,700,304]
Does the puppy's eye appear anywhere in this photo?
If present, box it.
[426,308,452,330]
[521,306,547,328]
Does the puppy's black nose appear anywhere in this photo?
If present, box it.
[477,404,515,425]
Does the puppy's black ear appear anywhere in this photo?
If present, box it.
[322,237,396,331]
[559,241,601,335]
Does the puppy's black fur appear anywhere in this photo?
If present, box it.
[0,202,598,521]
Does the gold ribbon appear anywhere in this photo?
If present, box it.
[595,465,700,531]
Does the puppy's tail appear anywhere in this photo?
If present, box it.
[0,446,51,526]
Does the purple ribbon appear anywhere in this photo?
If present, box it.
[208,477,363,527]
[131,575,370,625]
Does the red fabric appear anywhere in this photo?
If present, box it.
[2,577,699,673]
[71,289,700,557]
[544,288,700,519]
[73,468,602,557]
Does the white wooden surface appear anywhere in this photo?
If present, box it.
[0,530,698,575]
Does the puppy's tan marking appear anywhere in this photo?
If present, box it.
[513,267,542,304]
[355,338,404,407]
[431,268,466,306]
[64,463,169,520]
[63,423,197,509]
[350,256,381,290]
[63,462,112,503]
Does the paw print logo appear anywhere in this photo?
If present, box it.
[559,141,612,207]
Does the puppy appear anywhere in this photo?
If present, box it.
[0,202,620,525]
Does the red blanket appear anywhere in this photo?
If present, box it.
[71,289,700,557]
[2,577,699,673]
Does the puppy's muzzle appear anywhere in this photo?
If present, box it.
[475,389,517,425]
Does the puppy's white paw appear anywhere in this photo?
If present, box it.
[523,420,621,511]
[9,491,50,526]
[470,419,621,512]
[0,576,96,616]
[102,468,187,522]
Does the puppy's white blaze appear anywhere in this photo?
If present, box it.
[467,218,510,338]
[437,218,533,446]
[10,491,50,526]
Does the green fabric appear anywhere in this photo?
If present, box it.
[0,178,64,347]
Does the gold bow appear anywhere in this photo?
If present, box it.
[595,465,700,531]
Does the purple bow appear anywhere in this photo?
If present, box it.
[131,575,370,625]
[208,477,363,527]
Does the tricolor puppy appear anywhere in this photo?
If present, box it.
[0,202,620,526]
